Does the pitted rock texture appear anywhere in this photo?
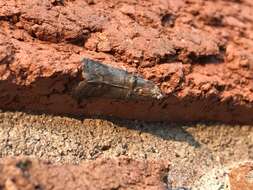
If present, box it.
[228,162,253,190]
[193,162,253,190]
[0,0,253,123]
[0,157,170,190]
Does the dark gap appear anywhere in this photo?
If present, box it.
[158,54,178,64]
[34,184,44,190]
[51,0,65,6]
[188,52,224,64]
[215,84,225,92]
[205,15,224,27]
[162,174,171,189]
[30,30,37,39]
[191,10,200,16]
[163,75,171,82]
[16,159,32,172]
[161,13,176,27]
[0,54,15,65]
[121,11,136,23]
[66,30,90,47]
[223,0,242,3]
[162,103,168,109]
[0,13,21,24]
[100,144,111,151]
[219,45,226,55]
[66,35,86,47]
[86,0,96,5]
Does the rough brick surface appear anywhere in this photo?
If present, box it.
[194,162,253,190]
[0,157,169,190]
[228,162,253,190]
[1,0,253,123]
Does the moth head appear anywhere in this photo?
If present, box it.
[133,79,164,100]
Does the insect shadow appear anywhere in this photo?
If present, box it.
[104,118,201,148]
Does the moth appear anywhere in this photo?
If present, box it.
[73,58,164,100]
